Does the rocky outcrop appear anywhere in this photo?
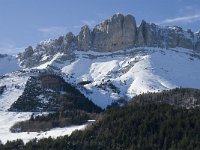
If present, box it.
[63,32,78,52]
[19,13,200,67]
[166,27,194,49]
[18,46,38,67]
[137,24,194,49]
[177,29,194,49]
[77,25,92,50]
[92,14,137,51]
[0,85,6,95]
[195,31,200,51]
[77,14,137,51]
[137,21,156,47]
[20,46,34,59]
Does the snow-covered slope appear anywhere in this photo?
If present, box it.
[31,47,200,108]
[1,13,200,144]
[0,70,34,111]
[0,47,200,143]
[1,47,200,109]
[0,54,21,76]
[0,111,88,144]
[0,70,91,144]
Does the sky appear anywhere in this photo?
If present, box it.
[0,0,200,54]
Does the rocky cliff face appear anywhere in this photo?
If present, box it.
[195,31,200,50]
[77,25,92,50]
[92,14,137,51]
[19,13,200,67]
[76,14,137,51]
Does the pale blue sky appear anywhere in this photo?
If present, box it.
[0,0,200,54]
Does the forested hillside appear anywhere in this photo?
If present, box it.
[1,88,200,150]
[9,74,102,113]
[132,88,200,108]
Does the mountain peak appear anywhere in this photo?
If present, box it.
[19,13,200,67]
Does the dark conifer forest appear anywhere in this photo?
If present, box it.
[1,88,200,150]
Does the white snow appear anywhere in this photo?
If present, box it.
[0,47,200,143]
[60,48,200,108]
[1,47,200,109]
[0,68,89,144]
[0,112,87,144]
[35,53,65,69]
[0,72,29,111]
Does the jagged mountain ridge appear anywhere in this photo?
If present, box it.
[19,13,200,67]
[0,13,200,143]
[1,13,200,109]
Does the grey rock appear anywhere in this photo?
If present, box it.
[55,36,64,46]
[137,21,156,47]
[92,13,137,51]
[66,32,77,45]
[175,27,193,49]
[19,13,200,68]
[77,25,92,50]
[166,27,179,48]
[122,14,137,47]
[62,32,77,53]
[195,31,200,51]
[24,46,34,58]
[137,21,145,46]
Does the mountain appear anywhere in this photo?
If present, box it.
[0,13,200,144]
[1,14,200,109]
[18,13,200,68]
[4,47,199,108]
[9,73,101,113]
